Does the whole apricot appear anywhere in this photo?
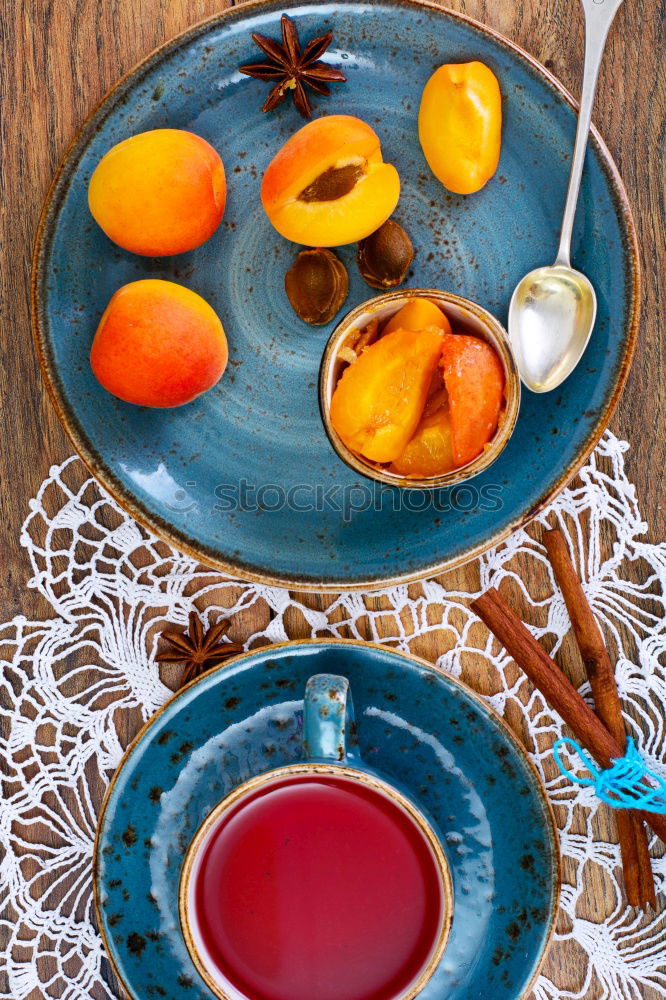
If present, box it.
[262,115,400,246]
[91,279,228,407]
[440,332,504,465]
[88,129,226,256]
[419,62,502,194]
[330,327,444,463]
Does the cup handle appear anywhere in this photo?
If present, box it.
[303,674,357,762]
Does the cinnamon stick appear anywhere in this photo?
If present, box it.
[470,587,666,844]
[544,527,655,908]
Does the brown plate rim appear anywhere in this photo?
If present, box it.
[31,0,640,593]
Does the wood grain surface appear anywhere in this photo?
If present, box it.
[1,1,664,998]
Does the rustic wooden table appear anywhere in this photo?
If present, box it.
[1,1,664,997]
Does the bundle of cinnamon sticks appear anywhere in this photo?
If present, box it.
[471,526,657,908]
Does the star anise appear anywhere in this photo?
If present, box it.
[156,611,243,685]
[239,14,346,119]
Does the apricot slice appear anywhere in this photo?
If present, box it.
[90,279,228,407]
[422,375,449,416]
[329,327,444,463]
[383,299,452,337]
[440,333,504,466]
[390,403,455,478]
[261,115,400,246]
[419,62,502,195]
[88,129,226,256]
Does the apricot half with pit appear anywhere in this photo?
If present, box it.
[88,129,226,256]
[261,115,400,247]
[90,279,228,408]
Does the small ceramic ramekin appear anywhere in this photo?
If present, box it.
[319,289,521,489]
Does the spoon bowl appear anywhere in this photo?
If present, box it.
[508,264,597,393]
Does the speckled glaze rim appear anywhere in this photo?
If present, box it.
[93,637,562,1000]
[178,762,454,1000]
[319,289,521,489]
[31,0,640,593]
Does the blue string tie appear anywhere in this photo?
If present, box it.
[553,737,666,813]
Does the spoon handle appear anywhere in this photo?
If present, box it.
[556,0,624,266]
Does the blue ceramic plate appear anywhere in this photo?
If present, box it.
[94,641,560,1000]
[33,0,638,590]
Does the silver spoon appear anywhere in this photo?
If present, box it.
[508,0,624,393]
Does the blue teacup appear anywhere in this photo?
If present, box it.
[180,673,453,1000]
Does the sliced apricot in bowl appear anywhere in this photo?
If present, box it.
[383,298,452,337]
[261,115,400,246]
[329,327,444,463]
[440,332,505,466]
[390,401,455,478]
[319,290,520,489]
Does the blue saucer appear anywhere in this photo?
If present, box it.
[95,640,559,1000]
[33,0,638,590]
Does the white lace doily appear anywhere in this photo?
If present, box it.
[1,429,664,1000]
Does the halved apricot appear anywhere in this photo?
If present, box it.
[261,115,400,246]
[419,62,502,195]
[330,327,444,463]
[390,402,455,478]
[440,332,505,466]
[383,299,452,337]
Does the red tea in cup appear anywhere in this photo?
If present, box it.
[183,770,449,1000]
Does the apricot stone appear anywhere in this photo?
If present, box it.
[90,279,228,407]
[88,129,226,256]
[262,115,400,247]
[330,327,444,463]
